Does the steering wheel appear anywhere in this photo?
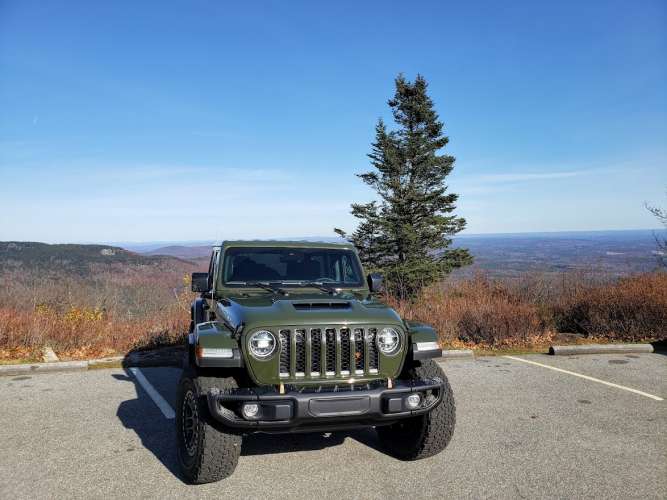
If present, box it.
[314,277,336,283]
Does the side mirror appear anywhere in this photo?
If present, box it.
[191,272,209,293]
[367,273,384,293]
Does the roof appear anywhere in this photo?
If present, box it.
[220,240,355,250]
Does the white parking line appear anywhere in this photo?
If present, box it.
[504,355,664,401]
[129,367,176,419]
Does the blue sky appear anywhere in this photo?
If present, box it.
[1,0,665,243]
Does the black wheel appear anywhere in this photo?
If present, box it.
[376,359,455,460]
[175,369,242,484]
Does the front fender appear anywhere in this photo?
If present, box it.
[405,321,442,361]
[191,321,244,368]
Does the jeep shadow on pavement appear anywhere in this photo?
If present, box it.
[115,366,354,483]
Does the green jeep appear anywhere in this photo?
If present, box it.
[177,241,455,483]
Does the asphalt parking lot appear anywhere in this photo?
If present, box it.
[1,353,665,500]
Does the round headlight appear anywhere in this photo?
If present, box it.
[377,327,401,355]
[248,330,276,359]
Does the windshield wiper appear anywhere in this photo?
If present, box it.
[230,281,288,296]
[294,281,339,295]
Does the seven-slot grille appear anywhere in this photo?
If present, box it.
[278,327,380,379]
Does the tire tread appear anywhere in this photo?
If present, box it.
[377,359,455,460]
[176,369,242,484]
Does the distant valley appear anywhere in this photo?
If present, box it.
[450,229,664,279]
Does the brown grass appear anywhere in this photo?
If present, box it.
[553,272,667,341]
[0,265,197,361]
[0,306,188,360]
[390,271,667,349]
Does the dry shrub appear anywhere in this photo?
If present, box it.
[554,272,667,341]
[0,303,190,360]
[390,275,548,347]
[390,271,667,347]
[0,265,197,360]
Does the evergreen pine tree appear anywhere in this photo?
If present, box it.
[336,74,472,298]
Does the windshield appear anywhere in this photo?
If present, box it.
[222,247,364,287]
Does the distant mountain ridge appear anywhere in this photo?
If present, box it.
[0,241,196,276]
[144,245,212,259]
[142,237,346,259]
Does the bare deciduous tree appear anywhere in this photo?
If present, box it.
[646,192,667,267]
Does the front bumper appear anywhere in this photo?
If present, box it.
[207,377,445,432]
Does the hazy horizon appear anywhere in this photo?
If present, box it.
[3,227,664,250]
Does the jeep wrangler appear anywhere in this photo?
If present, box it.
[177,241,455,483]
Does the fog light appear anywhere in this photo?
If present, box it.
[242,403,260,419]
[405,393,422,409]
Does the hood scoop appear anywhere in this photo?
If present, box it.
[292,301,351,311]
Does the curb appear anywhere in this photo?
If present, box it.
[549,343,654,356]
[0,361,88,377]
[87,356,125,368]
[439,349,474,360]
[0,348,185,377]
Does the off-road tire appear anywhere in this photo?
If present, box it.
[376,359,455,460]
[176,368,242,484]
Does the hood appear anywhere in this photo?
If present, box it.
[217,290,403,331]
